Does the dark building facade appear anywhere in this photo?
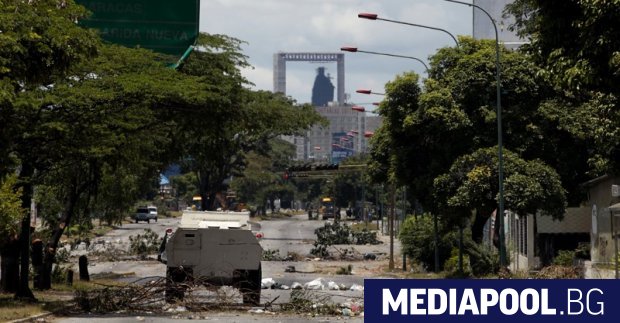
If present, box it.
[311,67,335,107]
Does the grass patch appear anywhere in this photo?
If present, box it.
[92,226,113,237]
[0,279,134,321]
[0,288,74,321]
[0,296,47,322]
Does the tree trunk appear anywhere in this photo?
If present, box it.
[31,239,44,290]
[39,179,83,290]
[0,237,21,293]
[471,212,488,244]
[15,163,36,301]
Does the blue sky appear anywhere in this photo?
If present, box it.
[200,0,473,107]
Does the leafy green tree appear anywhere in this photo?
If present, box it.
[399,215,454,272]
[433,147,566,243]
[332,155,372,210]
[0,0,99,300]
[367,72,422,188]
[176,35,325,210]
[230,138,297,212]
[170,172,199,209]
[506,0,620,175]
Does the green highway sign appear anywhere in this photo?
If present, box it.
[75,0,199,56]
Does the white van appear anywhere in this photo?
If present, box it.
[147,206,158,222]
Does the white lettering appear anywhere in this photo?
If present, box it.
[520,289,540,315]
[567,289,584,315]
[449,289,457,314]
[458,289,480,315]
[586,288,604,315]
[499,289,519,315]
[410,289,426,315]
[383,289,407,315]
[428,289,447,315]
[541,289,557,315]
[480,289,499,314]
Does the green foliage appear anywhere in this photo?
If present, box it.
[506,0,620,175]
[462,238,500,277]
[51,264,70,285]
[311,221,382,250]
[128,229,161,258]
[336,264,353,275]
[434,146,566,224]
[0,0,99,85]
[230,138,299,210]
[0,174,24,240]
[351,229,381,245]
[553,250,576,267]
[399,215,453,272]
[262,249,282,261]
[444,248,471,278]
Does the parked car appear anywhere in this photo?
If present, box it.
[147,206,158,222]
[135,207,152,223]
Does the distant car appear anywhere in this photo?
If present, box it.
[135,207,152,223]
[147,206,158,222]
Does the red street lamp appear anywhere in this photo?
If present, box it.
[358,12,459,47]
[364,131,374,138]
[356,89,385,96]
[351,105,366,112]
[341,46,429,73]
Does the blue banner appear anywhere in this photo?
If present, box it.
[364,279,620,322]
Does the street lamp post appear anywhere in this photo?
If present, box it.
[356,12,460,273]
[359,13,460,48]
[341,47,429,73]
[444,0,506,267]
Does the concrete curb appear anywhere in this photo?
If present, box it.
[8,311,53,323]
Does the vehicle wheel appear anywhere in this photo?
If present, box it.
[240,264,261,305]
[165,267,190,302]
[147,219,150,223]
[155,218,158,223]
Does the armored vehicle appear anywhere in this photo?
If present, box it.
[160,210,262,304]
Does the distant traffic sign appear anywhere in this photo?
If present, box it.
[76,0,199,56]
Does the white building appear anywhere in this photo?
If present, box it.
[297,103,381,162]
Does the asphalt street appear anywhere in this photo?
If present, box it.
[58,213,393,322]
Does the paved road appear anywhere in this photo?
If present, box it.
[51,313,363,323]
[61,213,375,321]
[94,217,180,244]
[259,214,325,257]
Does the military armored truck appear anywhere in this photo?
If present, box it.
[160,210,263,304]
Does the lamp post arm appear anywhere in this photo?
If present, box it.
[376,17,459,48]
[356,49,430,73]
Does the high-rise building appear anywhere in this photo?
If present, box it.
[305,104,380,163]
[472,0,526,49]
[311,67,335,107]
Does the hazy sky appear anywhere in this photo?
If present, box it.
[200,0,473,108]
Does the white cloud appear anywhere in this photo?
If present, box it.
[200,0,473,105]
